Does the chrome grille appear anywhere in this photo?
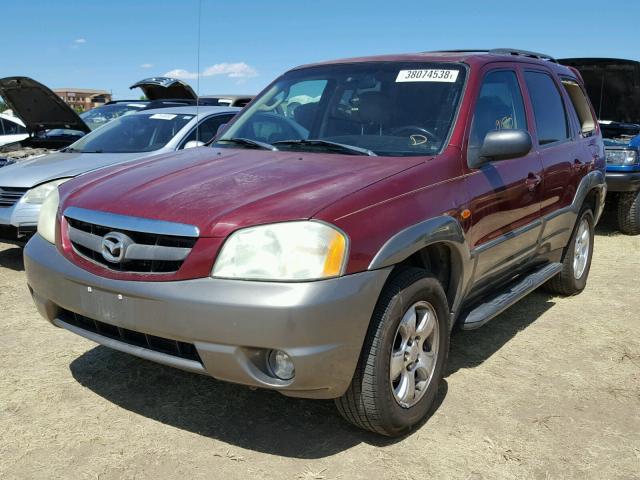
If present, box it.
[64,207,199,274]
[0,187,28,207]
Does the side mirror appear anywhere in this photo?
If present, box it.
[216,123,228,135]
[468,129,532,168]
[183,140,205,149]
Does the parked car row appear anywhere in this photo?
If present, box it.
[16,48,614,437]
[0,75,253,164]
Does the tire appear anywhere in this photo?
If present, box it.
[544,207,594,296]
[616,191,640,235]
[335,267,450,436]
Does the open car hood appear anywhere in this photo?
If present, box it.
[559,58,640,125]
[0,77,90,134]
[130,77,197,101]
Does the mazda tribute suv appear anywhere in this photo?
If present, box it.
[25,49,605,436]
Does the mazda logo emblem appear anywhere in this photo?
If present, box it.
[101,231,133,263]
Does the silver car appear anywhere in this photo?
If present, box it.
[0,105,238,242]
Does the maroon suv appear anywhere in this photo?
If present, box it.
[25,49,606,436]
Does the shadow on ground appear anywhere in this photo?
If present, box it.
[69,290,554,458]
[447,291,555,375]
[0,245,24,272]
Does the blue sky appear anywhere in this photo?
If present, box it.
[2,0,639,100]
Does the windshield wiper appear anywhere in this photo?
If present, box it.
[61,147,79,153]
[216,137,278,151]
[272,139,377,156]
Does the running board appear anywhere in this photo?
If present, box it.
[460,262,563,330]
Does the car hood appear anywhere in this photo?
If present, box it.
[0,150,156,188]
[130,77,197,101]
[0,77,90,134]
[559,58,640,124]
[62,147,424,237]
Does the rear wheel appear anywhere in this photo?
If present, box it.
[616,191,640,235]
[335,268,449,436]
[544,207,594,296]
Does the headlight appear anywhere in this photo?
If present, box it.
[37,187,60,244]
[605,149,638,166]
[212,221,347,281]
[23,178,71,204]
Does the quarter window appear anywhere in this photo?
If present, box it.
[524,71,569,145]
[468,70,527,164]
[561,78,596,135]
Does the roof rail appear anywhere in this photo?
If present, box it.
[427,48,557,63]
[489,48,557,63]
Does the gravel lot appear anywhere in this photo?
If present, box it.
[1,217,639,480]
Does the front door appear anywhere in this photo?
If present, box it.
[462,66,544,292]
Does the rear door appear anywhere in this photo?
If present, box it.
[463,64,544,291]
[522,69,579,222]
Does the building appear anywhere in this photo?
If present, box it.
[53,88,112,112]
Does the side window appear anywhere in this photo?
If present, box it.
[1,118,27,135]
[561,78,596,135]
[181,114,234,148]
[524,71,569,145]
[468,70,527,163]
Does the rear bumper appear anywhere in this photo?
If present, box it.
[606,171,640,192]
[24,234,391,399]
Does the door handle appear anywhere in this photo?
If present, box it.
[526,173,542,191]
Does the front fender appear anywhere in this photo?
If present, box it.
[367,215,473,325]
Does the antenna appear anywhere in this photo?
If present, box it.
[195,0,202,142]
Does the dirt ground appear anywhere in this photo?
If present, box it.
[1,218,639,480]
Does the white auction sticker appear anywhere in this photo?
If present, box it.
[150,113,177,120]
[396,69,459,83]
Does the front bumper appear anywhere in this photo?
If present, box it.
[0,201,39,241]
[605,170,640,192]
[25,234,391,399]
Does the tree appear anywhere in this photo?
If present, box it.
[0,100,7,113]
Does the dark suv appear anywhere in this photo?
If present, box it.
[25,49,605,436]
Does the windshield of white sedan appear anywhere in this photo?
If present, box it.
[66,113,194,153]
[216,62,466,156]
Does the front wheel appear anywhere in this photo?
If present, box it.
[616,191,640,235]
[335,268,450,436]
[544,208,594,296]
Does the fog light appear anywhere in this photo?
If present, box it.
[267,349,295,380]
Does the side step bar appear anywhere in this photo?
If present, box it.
[460,262,563,330]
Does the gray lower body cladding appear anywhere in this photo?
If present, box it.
[24,234,391,399]
[606,171,640,192]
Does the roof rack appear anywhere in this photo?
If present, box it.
[489,48,557,63]
[429,48,557,63]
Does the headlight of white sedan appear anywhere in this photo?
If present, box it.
[212,221,348,281]
[23,178,71,204]
[37,187,61,244]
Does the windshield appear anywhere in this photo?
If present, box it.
[67,112,194,153]
[216,62,466,156]
[80,103,147,130]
